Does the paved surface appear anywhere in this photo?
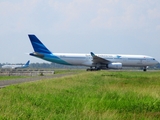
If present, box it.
[0,73,76,88]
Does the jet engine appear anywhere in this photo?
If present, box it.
[107,63,122,69]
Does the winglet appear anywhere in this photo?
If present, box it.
[90,52,95,57]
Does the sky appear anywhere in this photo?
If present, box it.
[0,0,160,63]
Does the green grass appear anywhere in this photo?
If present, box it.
[0,69,83,81]
[0,71,160,119]
[54,69,85,74]
[0,76,27,81]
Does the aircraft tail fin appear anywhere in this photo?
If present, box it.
[23,60,30,67]
[25,60,30,66]
[28,35,52,54]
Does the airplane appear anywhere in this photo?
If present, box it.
[2,60,30,69]
[28,35,159,71]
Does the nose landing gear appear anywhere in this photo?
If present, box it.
[143,66,148,72]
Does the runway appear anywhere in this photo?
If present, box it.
[0,73,75,88]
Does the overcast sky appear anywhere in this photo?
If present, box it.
[0,0,160,63]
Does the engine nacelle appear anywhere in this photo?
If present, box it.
[108,63,122,69]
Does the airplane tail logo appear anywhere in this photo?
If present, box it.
[28,35,52,54]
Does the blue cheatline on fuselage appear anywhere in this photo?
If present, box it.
[30,53,72,65]
[44,54,72,65]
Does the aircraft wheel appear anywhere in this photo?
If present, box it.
[143,69,147,72]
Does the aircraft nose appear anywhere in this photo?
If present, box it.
[155,60,159,64]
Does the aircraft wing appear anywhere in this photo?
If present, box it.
[91,52,111,64]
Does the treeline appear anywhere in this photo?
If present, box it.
[29,63,85,69]
[0,62,86,69]
[0,62,160,69]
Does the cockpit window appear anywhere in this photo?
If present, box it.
[153,58,155,60]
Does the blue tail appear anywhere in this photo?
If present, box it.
[28,35,52,54]
[22,60,30,68]
[25,60,30,66]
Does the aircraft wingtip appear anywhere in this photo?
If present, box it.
[90,52,95,56]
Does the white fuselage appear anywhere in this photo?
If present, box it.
[28,34,159,71]
[42,53,158,68]
[2,65,24,69]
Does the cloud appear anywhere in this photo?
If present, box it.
[1,0,159,33]
[0,0,40,33]
[0,0,160,62]
[48,0,95,31]
[89,0,160,31]
[148,8,160,19]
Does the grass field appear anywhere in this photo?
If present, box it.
[54,69,85,74]
[0,69,82,81]
[0,76,27,81]
[0,70,160,120]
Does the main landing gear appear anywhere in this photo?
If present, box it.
[86,67,100,71]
